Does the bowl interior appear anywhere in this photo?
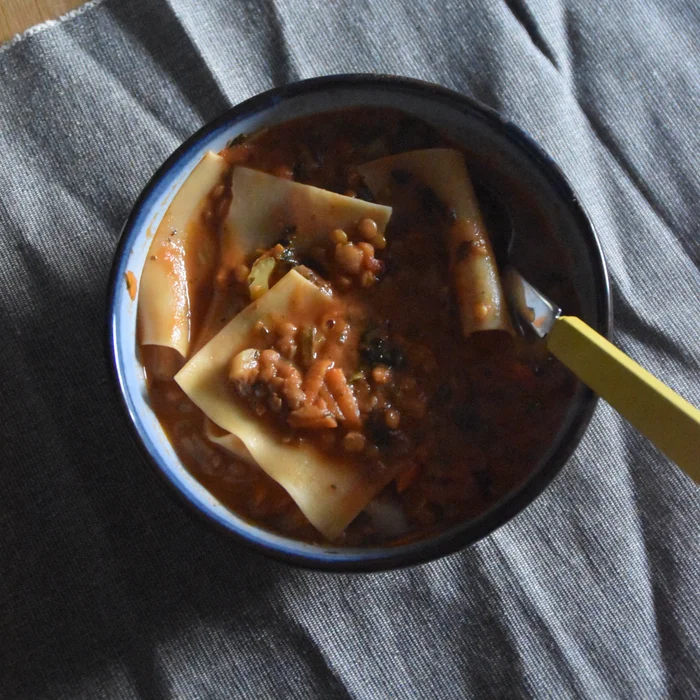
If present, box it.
[108,76,610,571]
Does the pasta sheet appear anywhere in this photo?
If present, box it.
[175,270,391,540]
[222,167,393,266]
[138,152,227,357]
[358,149,512,336]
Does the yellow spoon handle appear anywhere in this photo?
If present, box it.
[547,316,700,483]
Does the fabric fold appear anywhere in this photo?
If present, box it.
[0,0,698,698]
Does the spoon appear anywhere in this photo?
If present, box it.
[476,184,700,483]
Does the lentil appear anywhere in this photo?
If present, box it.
[385,407,401,429]
[343,431,367,453]
[372,365,392,384]
[330,228,348,245]
[335,242,363,274]
[358,218,378,241]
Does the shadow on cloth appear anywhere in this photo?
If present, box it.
[0,247,290,698]
[104,0,231,127]
[621,427,697,699]
[1,251,549,698]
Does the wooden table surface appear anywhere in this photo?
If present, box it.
[0,0,87,44]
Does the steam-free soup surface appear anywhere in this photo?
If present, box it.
[140,108,578,546]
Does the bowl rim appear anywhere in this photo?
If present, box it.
[105,73,612,572]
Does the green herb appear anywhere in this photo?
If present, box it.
[348,369,365,383]
[300,326,324,367]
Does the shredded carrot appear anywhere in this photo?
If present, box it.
[124,271,138,301]
[326,368,361,428]
[303,359,334,404]
[318,383,343,420]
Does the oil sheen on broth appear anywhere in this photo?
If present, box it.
[138,108,578,547]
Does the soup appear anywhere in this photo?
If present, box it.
[137,109,577,546]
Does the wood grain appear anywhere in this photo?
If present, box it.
[0,0,87,44]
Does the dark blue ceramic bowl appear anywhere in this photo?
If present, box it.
[106,75,611,571]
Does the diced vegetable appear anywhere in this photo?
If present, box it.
[247,256,276,300]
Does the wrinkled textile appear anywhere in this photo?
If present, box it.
[0,0,699,697]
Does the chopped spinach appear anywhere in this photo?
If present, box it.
[359,323,404,368]
[366,410,408,453]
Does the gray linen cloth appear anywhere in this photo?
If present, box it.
[1,0,698,697]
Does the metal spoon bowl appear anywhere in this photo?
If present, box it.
[475,186,700,482]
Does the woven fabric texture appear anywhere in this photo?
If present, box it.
[0,0,698,697]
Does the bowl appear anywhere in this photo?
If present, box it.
[106,74,611,571]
